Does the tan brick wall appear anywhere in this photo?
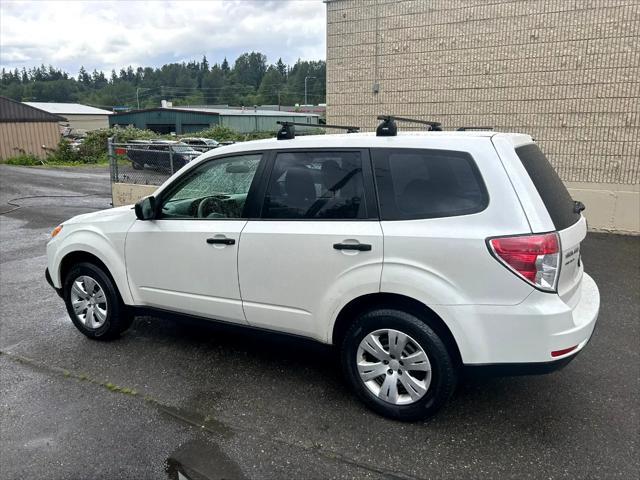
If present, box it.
[326,0,640,186]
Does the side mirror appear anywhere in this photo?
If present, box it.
[134,195,156,220]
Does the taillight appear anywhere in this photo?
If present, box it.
[488,232,560,292]
[115,147,126,155]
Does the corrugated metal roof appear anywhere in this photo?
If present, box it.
[179,107,319,117]
[112,107,317,118]
[0,96,65,123]
[23,102,113,115]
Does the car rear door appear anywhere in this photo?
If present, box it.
[125,153,265,323]
[237,149,383,340]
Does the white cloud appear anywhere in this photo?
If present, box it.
[0,0,326,74]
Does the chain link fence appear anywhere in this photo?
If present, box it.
[108,138,220,187]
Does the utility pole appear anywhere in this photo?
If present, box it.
[304,76,316,106]
[136,87,148,110]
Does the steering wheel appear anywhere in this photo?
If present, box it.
[196,195,231,218]
[196,196,216,218]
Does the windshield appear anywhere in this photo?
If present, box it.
[171,145,198,153]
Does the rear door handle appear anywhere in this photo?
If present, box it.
[206,237,235,245]
[333,243,371,251]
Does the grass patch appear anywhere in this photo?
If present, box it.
[4,154,42,166]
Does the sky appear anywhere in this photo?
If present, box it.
[0,0,327,75]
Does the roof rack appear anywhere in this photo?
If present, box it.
[276,121,360,140]
[456,126,494,131]
[376,115,442,136]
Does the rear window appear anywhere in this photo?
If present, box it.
[515,144,580,231]
[372,148,488,220]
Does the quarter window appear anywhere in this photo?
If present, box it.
[160,154,261,219]
[372,149,488,220]
[262,151,366,219]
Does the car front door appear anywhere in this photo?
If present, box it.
[125,153,264,323]
[238,149,383,340]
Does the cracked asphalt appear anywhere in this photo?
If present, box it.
[1,164,638,480]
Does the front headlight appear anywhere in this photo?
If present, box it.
[51,225,63,238]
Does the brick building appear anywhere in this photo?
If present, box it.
[326,0,639,232]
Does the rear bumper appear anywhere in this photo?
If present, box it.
[447,273,599,366]
[45,268,63,298]
[463,319,595,376]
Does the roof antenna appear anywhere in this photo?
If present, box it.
[376,115,397,136]
[276,121,295,140]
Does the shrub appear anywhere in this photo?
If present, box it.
[178,125,276,143]
[79,126,159,163]
[49,138,81,163]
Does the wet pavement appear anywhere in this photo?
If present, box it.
[1,164,638,479]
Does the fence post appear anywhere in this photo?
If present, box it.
[107,137,116,207]
[169,146,174,175]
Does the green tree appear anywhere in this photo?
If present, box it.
[257,66,285,105]
[0,52,326,109]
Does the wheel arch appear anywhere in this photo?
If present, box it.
[331,293,463,367]
[58,250,131,305]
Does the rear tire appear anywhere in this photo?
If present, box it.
[341,308,457,421]
[63,262,133,341]
[132,162,143,170]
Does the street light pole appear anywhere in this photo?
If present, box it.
[304,76,316,105]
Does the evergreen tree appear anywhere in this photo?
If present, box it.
[276,58,287,78]
[0,52,326,108]
[78,66,91,85]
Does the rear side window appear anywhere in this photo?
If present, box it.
[262,151,367,219]
[515,144,579,231]
[372,148,488,220]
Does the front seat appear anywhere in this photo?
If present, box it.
[284,166,316,215]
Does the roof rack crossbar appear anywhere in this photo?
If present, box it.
[276,121,360,140]
[377,115,442,131]
[456,126,494,131]
[376,115,443,136]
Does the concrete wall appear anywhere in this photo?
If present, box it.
[567,182,639,234]
[0,121,60,159]
[326,0,640,233]
[112,183,157,207]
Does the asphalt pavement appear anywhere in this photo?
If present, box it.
[1,164,638,480]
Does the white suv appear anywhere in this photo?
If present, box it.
[46,123,599,421]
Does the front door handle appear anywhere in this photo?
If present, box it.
[333,243,371,251]
[206,237,235,245]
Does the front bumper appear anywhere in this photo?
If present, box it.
[45,268,63,298]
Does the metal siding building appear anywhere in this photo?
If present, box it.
[326,0,640,233]
[23,102,112,132]
[109,107,319,134]
[0,96,63,160]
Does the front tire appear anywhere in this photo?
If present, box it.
[341,308,457,421]
[63,262,133,340]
